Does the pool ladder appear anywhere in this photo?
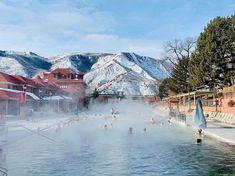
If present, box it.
[0,167,7,176]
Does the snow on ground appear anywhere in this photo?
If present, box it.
[0,57,27,76]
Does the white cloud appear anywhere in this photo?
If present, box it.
[78,34,164,58]
[0,0,163,58]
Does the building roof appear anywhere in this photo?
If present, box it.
[0,72,25,85]
[0,88,40,100]
[61,86,82,92]
[12,75,37,87]
[42,95,73,101]
[33,75,61,90]
[50,68,78,75]
[32,75,47,88]
[56,79,84,83]
[168,97,179,103]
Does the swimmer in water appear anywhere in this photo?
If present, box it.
[168,118,172,125]
[104,124,108,129]
[128,127,133,134]
[111,108,115,115]
[149,117,156,124]
[196,129,203,144]
[112,115,117,120]
[143,128,147,132]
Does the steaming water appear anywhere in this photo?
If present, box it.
[3,100,235,175]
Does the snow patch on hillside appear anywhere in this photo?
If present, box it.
[0,57,27,76]
[83,53,168,96]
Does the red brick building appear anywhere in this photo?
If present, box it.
[42,68,85,95]
[0,72,25,91]
[41,68,86,109]
[0,68,85,118]
[39,68,85,111]
[0,72,41,116]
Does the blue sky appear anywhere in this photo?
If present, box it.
[0,0,234,58]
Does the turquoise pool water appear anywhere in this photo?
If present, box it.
[3,101,235,176]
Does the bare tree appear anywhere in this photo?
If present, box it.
[162,37,196,65]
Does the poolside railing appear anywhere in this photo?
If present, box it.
[0,167,7,176]
[169,110,187,124]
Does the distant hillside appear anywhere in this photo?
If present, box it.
[0,50,172,95]
[83,52,171,96]
[0,50,51,77]
[50,53,111,73]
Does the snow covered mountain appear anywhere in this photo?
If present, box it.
[50,53,111,73]
[83,53,171,96]
[0,50,171,96]
[0,50,51,77]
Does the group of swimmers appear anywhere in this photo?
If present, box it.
[102,107,118,129]
[99,107,204,144]
[55,117,80,132]
[102,112,175,134]
[104,123,113,129]
[105,108,177,133]
[128,127,147,134]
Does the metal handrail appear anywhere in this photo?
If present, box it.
[0,167,7,176]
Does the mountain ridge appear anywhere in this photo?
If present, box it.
[0,50,171,95]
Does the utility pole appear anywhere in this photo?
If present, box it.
[214,84,218,112]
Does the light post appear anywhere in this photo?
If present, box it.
[214,84,218,112]
[22,84,27,120]
[38,89,42,111]
[38,89,42,97]
[22,84,27,109]
[49,91,53,108]
[23,84,27,102]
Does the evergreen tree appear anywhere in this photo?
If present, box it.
[158,78,170,99]
[189,15,235,88]
[169,56,192,93]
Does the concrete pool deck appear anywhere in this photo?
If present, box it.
[156,106,235,146]
[202,121,235,146]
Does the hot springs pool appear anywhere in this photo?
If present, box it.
[3,101,235,176]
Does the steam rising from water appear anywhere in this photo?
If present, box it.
[5,99,235,176]
[57,99,176,154]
